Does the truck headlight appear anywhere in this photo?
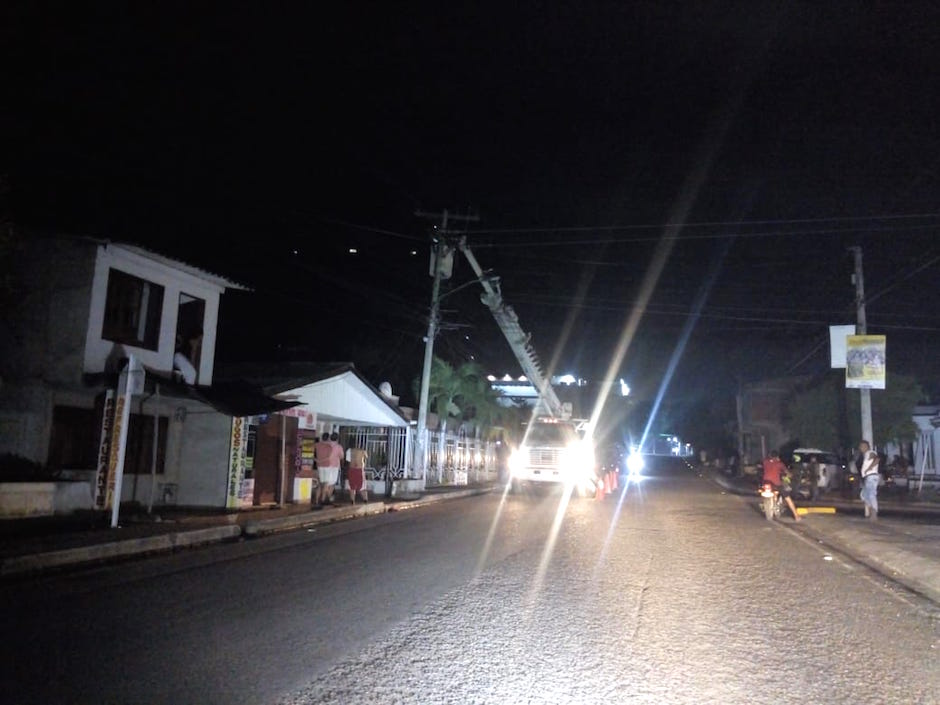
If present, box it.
[626,453,645,477]
[562,441,595,477]
[508,448,527,476]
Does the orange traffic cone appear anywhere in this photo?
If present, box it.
[594,476,605,500]
[609,469,619,491]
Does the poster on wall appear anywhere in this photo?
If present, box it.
[845,334,887,390]
[278,405,316,430]
[300,434,316,475]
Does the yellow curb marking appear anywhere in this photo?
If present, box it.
[797,507,837,515]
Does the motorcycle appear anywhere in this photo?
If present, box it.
[759,482,783,521]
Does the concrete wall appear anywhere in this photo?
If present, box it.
[0,236,97,462]
[1,235,96,386]
[0,483,55,518]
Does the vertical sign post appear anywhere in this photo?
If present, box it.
[226,417,247,509]
[93,389,116,510]
[110,355,145,528]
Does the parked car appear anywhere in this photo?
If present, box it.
[789,448,846,493]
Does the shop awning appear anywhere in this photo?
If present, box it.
[84,369,303,417]
[184,380,303,417]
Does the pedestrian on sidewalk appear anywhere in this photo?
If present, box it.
[345,443,369,504]
[807,454,821,501]
[315,432,339,508]
[858,440,881,520]
[328,432,345,504]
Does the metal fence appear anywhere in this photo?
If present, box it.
[426,429,499,486]
[339,427,410,481]
[338,426,499,487]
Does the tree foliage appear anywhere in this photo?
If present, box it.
[412,356,506,434]
[785,371,924,450]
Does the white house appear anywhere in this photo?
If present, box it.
[0,229,295,514]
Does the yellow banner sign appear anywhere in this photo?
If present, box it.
[846,335,886,389]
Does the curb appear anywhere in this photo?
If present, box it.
[791,520,940,606]
[386,486,497,512]
[242,501,387,537]
[1,485,499,577]
[0,524,242,577]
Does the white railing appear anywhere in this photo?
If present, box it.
[426,429,499,486]
[340,427,410,482]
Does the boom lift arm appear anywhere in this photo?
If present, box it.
[457,237,566,419]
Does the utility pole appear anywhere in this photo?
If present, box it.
[850,245,874,446]
[412,209,479,489]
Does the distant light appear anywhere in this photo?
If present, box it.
[487,375,496,381]
[558,374,576,386]
[619,378,631,397]
[349,248,358,254]
[518,375,528,382]
[410,250,417,256]
[502,374,513,381]
[465,335,470,340]
[292,249,299,255]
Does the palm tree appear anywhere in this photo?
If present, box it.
[411,357,488,482]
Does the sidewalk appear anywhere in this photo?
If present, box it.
[0,483,500,579]
[703,467,940,605]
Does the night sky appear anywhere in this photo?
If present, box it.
[5,2,940,417]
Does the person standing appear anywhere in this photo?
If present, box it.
[328,432,345,505]
[345,442,369,504]
[807,454,821,501]
[314,432,339,508]
[761,450,801,522]
[858,440,881,521]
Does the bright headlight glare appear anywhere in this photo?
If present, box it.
[563,441,594,474]
[508,448,527,475]
[626,453,645,475]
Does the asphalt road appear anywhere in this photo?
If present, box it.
[2,458,938,705]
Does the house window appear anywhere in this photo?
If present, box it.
[102,268,165,350]
[48,404,167,475]
[48,406,98,471]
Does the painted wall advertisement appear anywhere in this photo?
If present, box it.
[845,334,887,390]
[93,389,116,509]
[226,416,249,509]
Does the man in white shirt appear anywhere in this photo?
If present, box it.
[858,440,881,521]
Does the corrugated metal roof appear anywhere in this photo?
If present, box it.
[114,243,252,291]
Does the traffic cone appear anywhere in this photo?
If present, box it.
[594,476,605,500]
[610,469,618,491]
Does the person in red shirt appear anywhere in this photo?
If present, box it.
[761,450,801,522]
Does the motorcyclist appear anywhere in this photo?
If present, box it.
[761,450,802,522]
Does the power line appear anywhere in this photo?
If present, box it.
[465,223,940,248]
[468,212,940,235]
[866,252,940,307]
[314,217,425,242]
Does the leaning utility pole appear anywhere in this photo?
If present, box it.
[412,209,479,489]
[850,245,874,446]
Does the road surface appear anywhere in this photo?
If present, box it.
[2,458,937,704]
